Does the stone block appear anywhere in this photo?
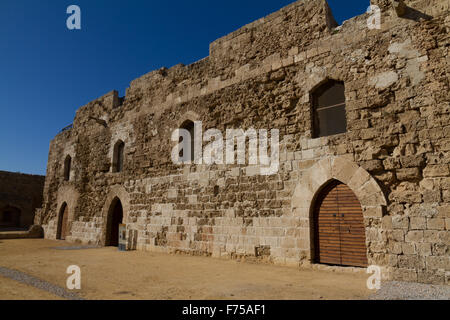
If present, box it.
[405,230,424,243]
[410,217,426,230]
[396,168,421,181]
[347,167,371,193]
[401,243,416,255]
[427,218,445,230]
[392,215,409,229]
[392,268,418,282]
[423,165,450,178]
[426,256,449,270]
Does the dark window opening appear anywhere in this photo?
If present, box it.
[113,140,125,173]
[179,120,195,163]
[64,155,72,181]
[312,80,347,138]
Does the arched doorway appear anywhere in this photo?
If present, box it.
[313,180,368,267]
[57,203,69,240]
[105,198,123,247]
[0,206,21,228]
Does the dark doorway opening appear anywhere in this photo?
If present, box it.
[64,155,72,181]
[0,206,21,228]
[105,198,123,247]
[56,203,69,240]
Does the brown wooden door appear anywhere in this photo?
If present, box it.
[60,205,69,240]
[336,183,369,267]
[314,181,368,267]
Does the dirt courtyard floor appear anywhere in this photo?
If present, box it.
[0,239,374,300]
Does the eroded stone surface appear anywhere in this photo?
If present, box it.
[38,0,450,285]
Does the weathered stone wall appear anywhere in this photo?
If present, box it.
[40,0,449,285]
[0,171,45,229]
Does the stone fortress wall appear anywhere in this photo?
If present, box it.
[38,0,449,284]
[0,171,45,229]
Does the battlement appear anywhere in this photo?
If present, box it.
[64,0,448,135]
[209,0,337,59]
[0,171,45,230]
[69,0,339,126]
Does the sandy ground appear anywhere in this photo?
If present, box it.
[0,274,62,300]
[0,239,373,300]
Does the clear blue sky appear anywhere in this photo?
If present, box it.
[0,0,370,175]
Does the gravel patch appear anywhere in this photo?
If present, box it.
[370,281,450,300]
[0,267,84,300]
[51,246,101,251]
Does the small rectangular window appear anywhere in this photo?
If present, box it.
[315,103,347,137]
[312,80,347,138]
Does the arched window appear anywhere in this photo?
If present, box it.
[64,155,71,181]
[112,140,125,173]
[179,120,195,163]
[312,80,347,138]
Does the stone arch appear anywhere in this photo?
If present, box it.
[101,185,130,245]
[292,157,387,213]
[176,110,200,128]
[55,185,79,240]
[304,68,345,94]
[291,156,387,267]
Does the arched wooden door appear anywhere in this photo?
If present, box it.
[313,180,368,267]
[57,203,69,240]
